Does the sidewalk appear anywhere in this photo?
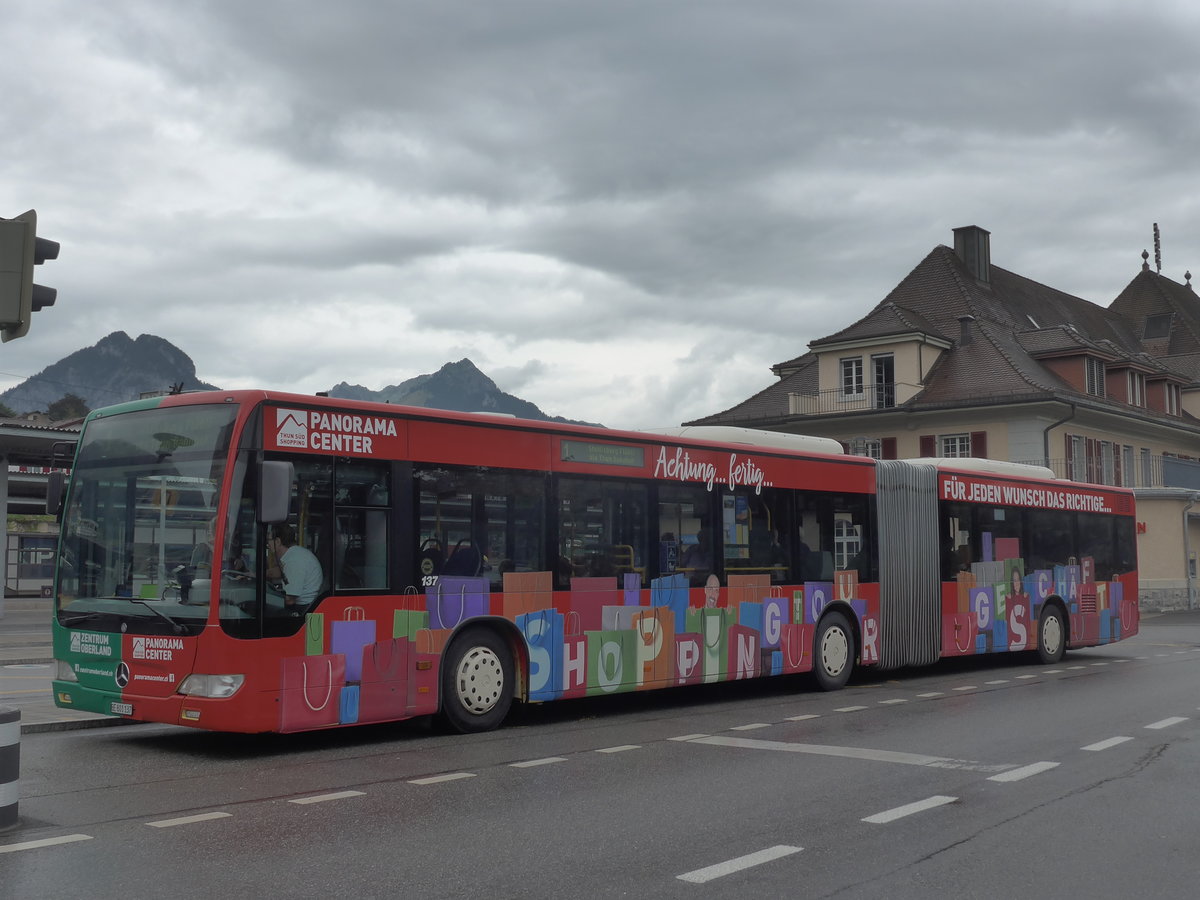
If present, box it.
[1,597,126,734]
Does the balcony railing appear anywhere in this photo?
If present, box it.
[789,383,922,416]
[1014,455,1200,490]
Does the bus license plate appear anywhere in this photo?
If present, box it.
[110,701,133,716]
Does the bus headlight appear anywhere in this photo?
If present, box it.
[55,660,78,682]
[178,674,244,698]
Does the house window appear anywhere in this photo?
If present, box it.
[940,434,971,458]
[1100,441,1115,485]
[1127,371,1146,407]
[859,438,883,459]
[840,358,864,397]
[834,517,862,570]
[1085,357,1106,397]
[1121,445,1134,487]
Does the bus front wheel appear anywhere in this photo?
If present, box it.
[813,611,854,691]
[1036,605,1067,665]
[438,627,514,734]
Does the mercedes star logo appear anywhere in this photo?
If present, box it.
[115,662,130,689]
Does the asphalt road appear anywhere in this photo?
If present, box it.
[4,614,1200,898]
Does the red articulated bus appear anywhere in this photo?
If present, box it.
[50,391,1139,733]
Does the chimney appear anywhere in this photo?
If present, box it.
[953,225,991,283]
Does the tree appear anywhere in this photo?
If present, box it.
[47,393,89,421]
[0,402,14,418]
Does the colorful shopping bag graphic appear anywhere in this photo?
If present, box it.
[632,607,674,689]
[280,654,347,732]
[305,612,325,656]
[359,638,410,724]
[586,629,637,696]
[518,608,564,701]
[502,571,553,619]
[427,576,489,629]
[331,607,376,683]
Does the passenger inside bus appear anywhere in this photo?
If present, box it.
[267,524,324,609]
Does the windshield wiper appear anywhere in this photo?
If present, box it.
[104,596,186,634]
[60,612,111,626]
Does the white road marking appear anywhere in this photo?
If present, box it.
[917,691,943,698]
[1043,669,1063,674]
[731,723,771,731]
[409,773,476,785]
[863,795,957,824]
[689,735,1006,772]
[677,845,803,884]
[0,834,92,853]
[878,699,908,705]
[952,685,976,692]
[985,680,1009,685]
[1145,717,1188,730]
[1091,662,1108,667]
[1016,675,1037,680]
[988,761,1059,782]
[1082,737,1133,752]
[786,714,820,721]
[288,791,364,805]
[834,705,867,712]
[147,811,234,826]
[670,733,709,741]
[1067,665,1086,670]
[510,757,567,768]
[596,744,640,753]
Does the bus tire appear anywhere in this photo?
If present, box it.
[438,627,514,734]
[1036,604,1067,665]
[813,611,854,691]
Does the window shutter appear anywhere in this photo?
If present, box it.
[881,437,898,460]
[969,431,987,459]
[1065,433,1074,481]
[919,435,936,457]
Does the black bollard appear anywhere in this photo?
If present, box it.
[0,706,19,830]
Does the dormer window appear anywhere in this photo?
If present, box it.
[1166,383,1182,416]
[1085,357,1106,397]
[1127,371,1146,407]
[1143,313,1172,339]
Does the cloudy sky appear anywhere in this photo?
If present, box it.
[3,0,1199,429]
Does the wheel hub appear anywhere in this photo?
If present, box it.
[454,645,505,715]
[820,626,849,677]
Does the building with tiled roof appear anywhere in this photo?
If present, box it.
[691,226,1200,609]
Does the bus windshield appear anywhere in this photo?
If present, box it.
[56,402,238,635]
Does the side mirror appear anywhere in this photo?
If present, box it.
[46,470,65,518]
[258,460,294,524]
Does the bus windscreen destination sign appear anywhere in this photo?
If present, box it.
[560,440,645,468]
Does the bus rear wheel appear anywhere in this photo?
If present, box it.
[1036,605,1066,665]
[438,627,514,734]
[813,611,854,691]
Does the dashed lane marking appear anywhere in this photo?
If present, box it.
[147,811,234,826]
[0,834,92,854]
[288,791,365,805]
[987,761,1059,782]
[863,795,957,824]
[677,845,803,884]
[409,773,476,785]
[1145,717,1188,730]
[1082,737,1133,752]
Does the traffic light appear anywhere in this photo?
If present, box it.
[0,209,60,343]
